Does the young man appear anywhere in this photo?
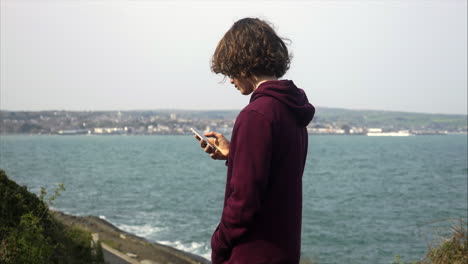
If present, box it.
[196,18,315,264]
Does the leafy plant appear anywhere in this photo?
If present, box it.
[0,169,103,263]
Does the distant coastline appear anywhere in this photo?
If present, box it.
[1,108,466,135]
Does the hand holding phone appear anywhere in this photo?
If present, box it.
[191,128,216,151]
[191,128,230,160]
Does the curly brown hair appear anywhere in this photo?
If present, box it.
[211,18,292,79]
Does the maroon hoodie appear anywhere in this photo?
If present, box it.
[211,80,315,264]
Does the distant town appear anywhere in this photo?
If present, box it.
[0,108,466,136]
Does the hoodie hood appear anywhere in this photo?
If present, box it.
[251,80,315,127]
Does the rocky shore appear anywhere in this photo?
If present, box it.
[51,210,210,264]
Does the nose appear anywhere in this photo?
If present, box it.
[230,79,234,84]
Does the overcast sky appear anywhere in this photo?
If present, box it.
[1,0,466,114]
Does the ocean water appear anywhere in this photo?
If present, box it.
[0,135,466,263]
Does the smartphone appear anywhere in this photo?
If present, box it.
[190,128,216,151]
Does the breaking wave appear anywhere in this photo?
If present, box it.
[116,223,163,237]
[158,240,210,260]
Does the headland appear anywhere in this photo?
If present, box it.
[51,210,210,264]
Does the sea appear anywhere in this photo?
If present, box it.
[0,134,466,264]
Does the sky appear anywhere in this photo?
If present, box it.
[1,0,467,114]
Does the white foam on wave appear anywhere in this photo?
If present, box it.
[116,223,163,237]
[158,240,211,260]
[99,215,107,220]
[114,221,210,260]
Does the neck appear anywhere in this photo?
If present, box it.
[254,75,278,89]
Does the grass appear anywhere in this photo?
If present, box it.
[392,219,467,264]
[424,220,467,264]
[100,239,121,250]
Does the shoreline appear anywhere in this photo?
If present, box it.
[51,210,210,264]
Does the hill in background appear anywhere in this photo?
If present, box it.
[312,107,467,132]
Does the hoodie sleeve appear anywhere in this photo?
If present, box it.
[211,110,272,263]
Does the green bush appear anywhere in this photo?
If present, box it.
[1,212,53,264]
[0,171,49,238]
[0,169,103,264]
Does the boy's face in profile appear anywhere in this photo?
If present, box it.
[230,77,255,95]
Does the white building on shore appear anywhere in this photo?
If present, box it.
[366,128,413,136]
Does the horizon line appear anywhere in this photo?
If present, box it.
[0,106,467,116]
